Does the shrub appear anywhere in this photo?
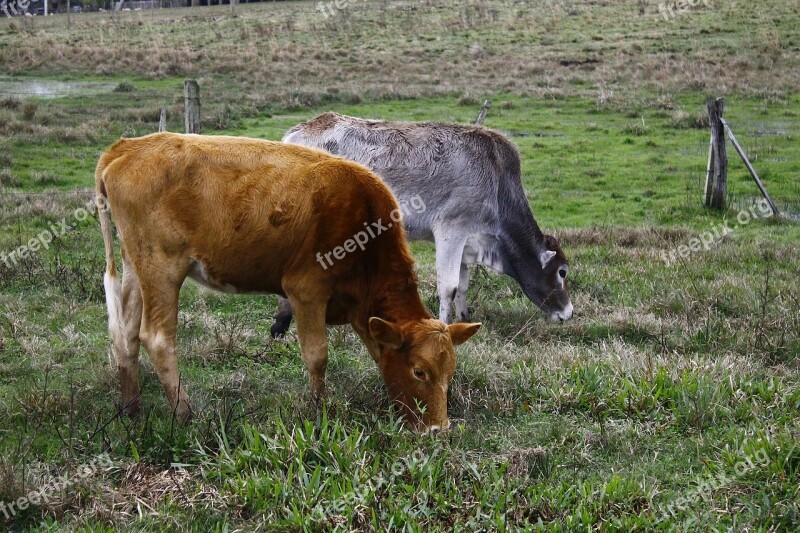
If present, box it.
[670,109,693,129]
[32,171,65,187]
[694,111,710,129]
[21,101,37,121]
[0,96,21,110]
[0,168,20,187]
[624,119,649,136]
[113,80,136,93]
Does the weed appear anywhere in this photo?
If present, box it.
[113,80,136,93]
[21,101,37,121]
[0,168,20,187]
[0,96,21,110]
[31,171,65,187]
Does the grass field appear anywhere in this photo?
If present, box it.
[1,0,799,530]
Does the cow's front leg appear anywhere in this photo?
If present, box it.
[453,262,471,322]
[290,298,329,398]
[434,231,468,324]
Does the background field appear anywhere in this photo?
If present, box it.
[1,0,799,530]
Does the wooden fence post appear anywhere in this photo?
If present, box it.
[475,99,491,125]
[722,118,781,217]
[184,80,200,134]
[706,98,727,210]
[158,107,167,132]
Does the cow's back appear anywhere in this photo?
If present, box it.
[96,132,408,296]
[283,113,524,239]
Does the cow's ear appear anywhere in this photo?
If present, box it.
[369,317,404,349]
[448,323,481,346]
[539,250,557,267]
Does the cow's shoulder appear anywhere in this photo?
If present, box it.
[462,125,518,154]
[438,124,520,177]
[293,112,345,135]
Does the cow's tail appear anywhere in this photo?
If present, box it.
[96,157,124,362]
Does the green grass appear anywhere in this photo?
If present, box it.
[1,0,799,530]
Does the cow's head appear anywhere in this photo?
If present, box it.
[530,234,573,322]
[368,317,480,431]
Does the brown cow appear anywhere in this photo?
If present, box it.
[96,132,480,430]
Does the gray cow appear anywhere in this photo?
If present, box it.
[271,112,572,337]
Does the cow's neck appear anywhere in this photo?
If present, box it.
[371,278,430,324]
[348,274,430,363]
[348,270,430,332]
[499,203,546,280]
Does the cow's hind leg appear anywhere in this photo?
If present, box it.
[117,255,144,416]
[453,262,471,322]
[138,268,192,422]
[434,230,468,324]
[270,297,294,338]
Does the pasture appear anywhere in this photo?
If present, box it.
[1,0,799,530]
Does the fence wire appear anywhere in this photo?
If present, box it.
[0,88,797,216]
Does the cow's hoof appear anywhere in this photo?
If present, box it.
[270,319,291,338]
[174,404,194,424]
[121,397,142,418]
[166,396,194,424]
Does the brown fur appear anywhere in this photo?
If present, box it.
[95,132,480,429]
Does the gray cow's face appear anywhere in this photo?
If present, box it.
[529,235,573,322]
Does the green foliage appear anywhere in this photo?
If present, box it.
[113,80,136,93]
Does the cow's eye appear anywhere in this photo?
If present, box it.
[413,368,427,381]
[559,268,568,279]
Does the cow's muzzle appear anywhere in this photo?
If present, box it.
[550,302,574,322]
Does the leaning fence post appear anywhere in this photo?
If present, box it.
[706,98,727,210]
[184,80,200,134]
[475,99,491,125]
[722,118,781,217]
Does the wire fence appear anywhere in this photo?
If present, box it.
[1,84,798,216]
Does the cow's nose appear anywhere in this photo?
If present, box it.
[551,303,574,322]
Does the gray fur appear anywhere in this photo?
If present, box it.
[274,112,572,329]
